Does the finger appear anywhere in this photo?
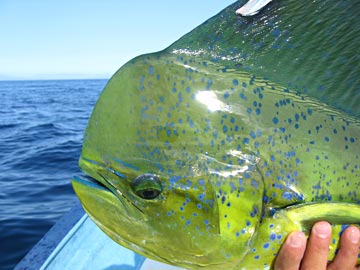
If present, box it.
[327,226,360,270]
[301,221,332,270]
[274,231,307,270]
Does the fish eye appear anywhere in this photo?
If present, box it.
[131,174,163,200]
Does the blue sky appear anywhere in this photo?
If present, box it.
[0,1,235,80]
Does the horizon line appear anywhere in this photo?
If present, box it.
[0,73,112,82]
[0,77,110,82]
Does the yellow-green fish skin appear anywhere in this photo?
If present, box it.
[72,0,360,269]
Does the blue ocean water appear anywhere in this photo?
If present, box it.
[0,79,108,270]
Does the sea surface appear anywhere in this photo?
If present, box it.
[0,79,108,270]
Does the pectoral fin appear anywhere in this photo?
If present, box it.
[242,202,360,267]
[275,202,360,263]
[278,202,360,233]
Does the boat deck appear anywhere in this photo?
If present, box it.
[14,201,181,270]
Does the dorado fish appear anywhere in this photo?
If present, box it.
[72,0,360,269]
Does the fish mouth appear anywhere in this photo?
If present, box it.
[72,173,112,193]
[72,174,172,264]
[72,172,127,212]
[72,172,144,216]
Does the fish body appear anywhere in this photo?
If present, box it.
[72,0,360,269]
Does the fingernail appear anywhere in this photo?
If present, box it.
[288,232,304,247]
[313,222,331,239]
[348,227,360,244]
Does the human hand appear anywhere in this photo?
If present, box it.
[274,221,360,270]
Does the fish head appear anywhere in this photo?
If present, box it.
[72,54,265,268]
[73,0,360,268]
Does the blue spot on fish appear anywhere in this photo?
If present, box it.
[272,117,279,124]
